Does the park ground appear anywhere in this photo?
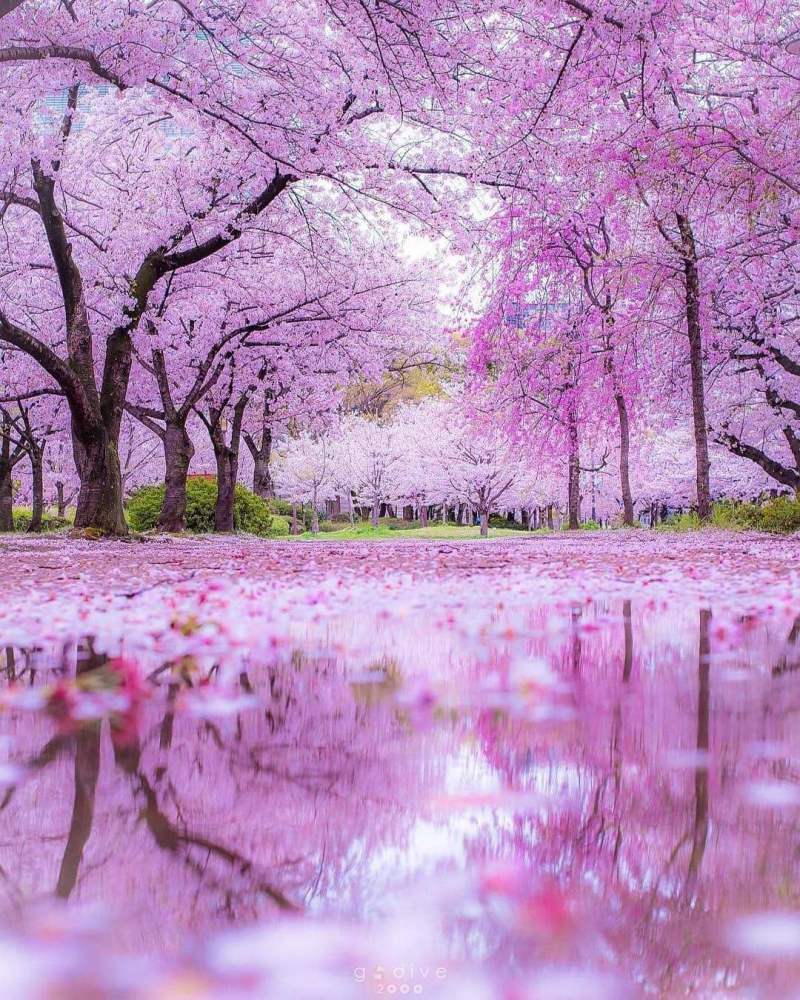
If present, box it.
[1,528,798,606]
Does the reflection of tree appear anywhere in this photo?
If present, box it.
[472,600,800,993]
[570,603,582,676]
[0,652,435,949]
[125,765,297,912]
[685,608,710,896]
[772,615,800,677]
[56,723,101,899]
[622,600,633,684]
[609,599,634,870]
[2,597,800,990]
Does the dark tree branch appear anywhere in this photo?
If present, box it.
[716,428,800,491]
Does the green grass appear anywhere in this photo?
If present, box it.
[12,505,75,518]
[289,521,548,541]
[8,506,73,532]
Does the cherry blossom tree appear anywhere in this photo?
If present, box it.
[333,416,405,527]
[0,352,66,531]
[393,398,451,527]
[463,0,800,517]
[274,432,336,534]
[435,417,535,538]
[0,0,504,534]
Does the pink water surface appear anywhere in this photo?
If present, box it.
[0,532,798,998]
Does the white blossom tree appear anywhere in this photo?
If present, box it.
[274,432,336,534]
[333,416,404,527]
[436,420,535,537]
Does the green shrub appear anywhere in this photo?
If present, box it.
[656,497,800,534]
[758,495,800,534]
[488,515,535,531]
[12,509,70,532]
[580,519,601,531]
[232,484,275,536]
[266,497,293,517]
[318,520,340,532]
[267,513,290,536]
[125,485,165,532]
[387,517,420,530]
[266,498,312,529]
[126,477,280,536]
[710,499,762,530]
[659,511,701,532]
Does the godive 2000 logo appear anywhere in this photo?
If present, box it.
[353,965,448,994]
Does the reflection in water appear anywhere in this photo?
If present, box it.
[686,607,710,898]
[56,723,101,900]
[1,598,800,995]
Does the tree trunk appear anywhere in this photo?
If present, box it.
[253,451,274,498]
[1,163,133,536]
[676,214,712,521]
[614,392,634,526]
[70,326,133,536]
[290,503,300,535]
[72,424,128,535]
[159,421,194,532]
[27,451,44,533]
[567,414,581,530]
[248,414,275,499]
[479,510,489,538]
[204,392,249,533]
[0,417,16,532]
[311,492,320,534]
[370,500,379,528]
[56,480,67,519]
[419,504,428,528]
[214,447,238,532]
[0,466,13,532]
